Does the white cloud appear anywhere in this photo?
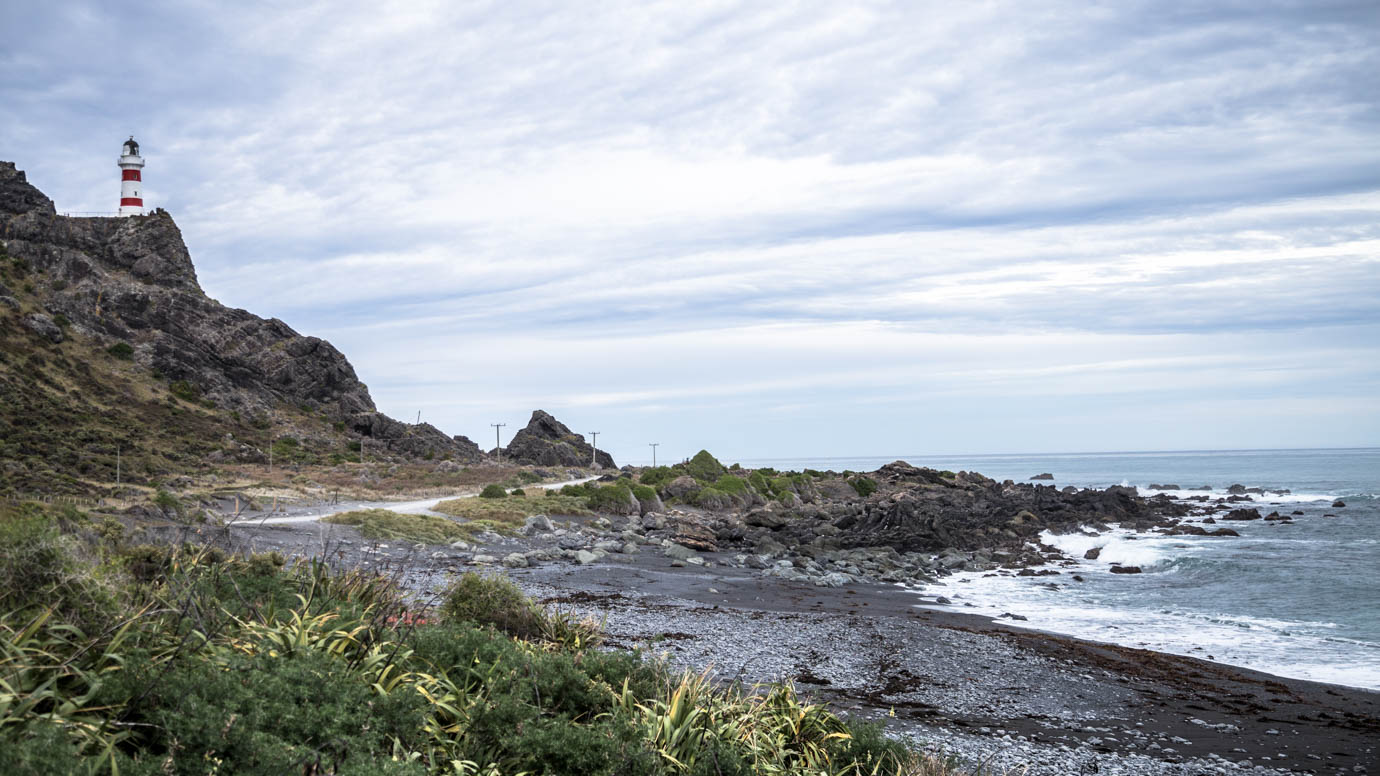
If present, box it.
[4,0,1378,458]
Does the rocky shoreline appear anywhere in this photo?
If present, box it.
[213,459,1378,775]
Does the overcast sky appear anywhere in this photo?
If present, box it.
[4,1,1378,464]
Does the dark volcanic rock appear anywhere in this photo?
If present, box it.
[1222,508,1262,521]
[0,161,481,461]
[1109,565,1142,574]
[1332,500,1346,508]
[1029,473,1054,480]
[503,410,614,468]
[1083,547,1101,560]
[829,465,1182,556]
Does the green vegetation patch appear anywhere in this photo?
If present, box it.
[478,483,508,499]
[168,379,200,403]
[639,466,675,487]
[105,342,134,360]
[686,449,726,483]
[849,475,879,497]
[585,482,637,513]
[322,508,470,544]
[434,493,591,523]
[712,474,748,496]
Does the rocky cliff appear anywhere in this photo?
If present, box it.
[503,410,615,468]
[0,160,480,492]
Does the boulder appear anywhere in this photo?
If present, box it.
[1226,484,1247,495]
[1109,565,1142,574]
[671,522,718,552]
[574,550,600,565]
[814,572,850,588]
[663,476,702,501]
[663,543,700,562]
[1083,547,1102,560]
[1222,508,1262,521]
[21,313,63,343]
[1030,473,1054,481]
[520,514,554,536]
[637,491,665,516]
[501,552,528,568]
[502,410,615,468]
[1332,500,1346,508]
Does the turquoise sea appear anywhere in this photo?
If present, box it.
[742,448,1380,691]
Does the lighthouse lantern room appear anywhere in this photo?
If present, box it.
[117,137,144,216]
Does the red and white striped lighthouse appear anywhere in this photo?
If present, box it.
[117,137,144,216]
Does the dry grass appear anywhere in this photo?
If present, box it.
[321,509,474,544]
[433,491,591,523]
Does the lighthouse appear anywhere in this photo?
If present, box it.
[117,137,144,216]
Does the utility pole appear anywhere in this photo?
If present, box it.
[491,423,506,461]
[416,410,421,425]
[589,432,600,467]
[268,436,273,473]
[649,443,659,467]
[115,446,120,488]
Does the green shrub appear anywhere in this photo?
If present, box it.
[560,482,591,497]
[849,476,878,497]
[479,483,507,499]
[516,470,542,484]
[509,487,525,496]
[152,488,180,513]
[168,379,200,402]
[439,572,541,638]
[116,649,428,776]
[0,720,85,775]
[713,475,747,496]
[686,450,725,483]
[106,342,135,360]
[639,466,675,486]
[0,504,115,629]
[585,483,635,513]
[747,470,770,494]
[631,484,656,502]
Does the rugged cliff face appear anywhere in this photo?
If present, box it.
[0,160,480,493]
[504,410,615,468]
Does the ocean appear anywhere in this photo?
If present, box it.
[740,448,1380,691]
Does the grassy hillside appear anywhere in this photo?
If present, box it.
[0,241,489,500]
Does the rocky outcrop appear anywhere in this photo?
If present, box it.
[503,410,614,468]
[807,473,1183,558]
[0,161,481,461]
